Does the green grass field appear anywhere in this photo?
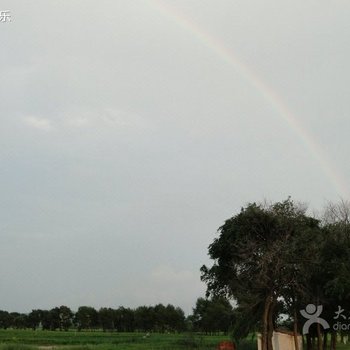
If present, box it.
[0,330,254,350]
[0,329,349,350]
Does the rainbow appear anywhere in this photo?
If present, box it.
[148,0,349,198]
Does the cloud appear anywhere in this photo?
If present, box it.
[102,108,148,129]
[63,116,90,128]
[23,116,53,131]
[21,109,150,133]
[62,108,152,131]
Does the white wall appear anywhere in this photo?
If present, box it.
[257,331,303,350]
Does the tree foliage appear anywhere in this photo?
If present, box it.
[200,198,340,350]
[191,296,233,334]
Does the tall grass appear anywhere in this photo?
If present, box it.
[0,344,37,350]
[0,330,257,350]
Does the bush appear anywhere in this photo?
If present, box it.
[237,339,257,350]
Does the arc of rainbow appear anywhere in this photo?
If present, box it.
[147,0,349,198]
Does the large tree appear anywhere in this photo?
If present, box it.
[201,198,321,350]
[27,310,42,330]
[0,311,11,329]
[58,306,73,331]
[75,306,98,330]
[98,307,116,331]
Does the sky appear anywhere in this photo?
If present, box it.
[1,0,350,315]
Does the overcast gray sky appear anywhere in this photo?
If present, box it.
[1,0,350,315]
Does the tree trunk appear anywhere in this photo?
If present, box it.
[261,297,271,350]
[306,334,312,350]
[330,332,337,350]
[312,335,317,350]
[267,300,275,350]
[293,309,300,350]
[317,323,323,350]
[322,332,327,350]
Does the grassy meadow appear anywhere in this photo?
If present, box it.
[0,330,256,350]
[1,330,350,350]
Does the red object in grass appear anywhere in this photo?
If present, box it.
[217,341,236,350]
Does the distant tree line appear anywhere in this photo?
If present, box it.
[0,299,234,334]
